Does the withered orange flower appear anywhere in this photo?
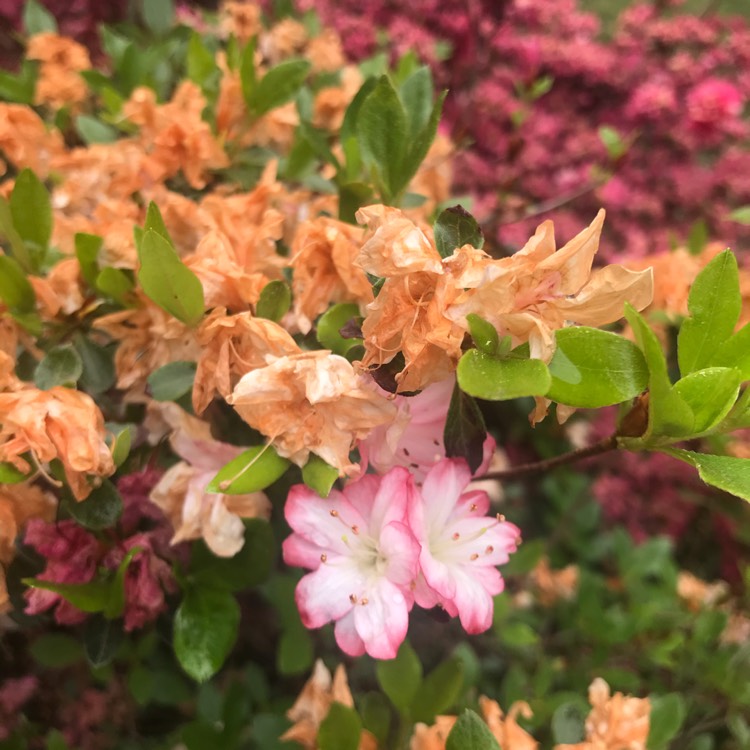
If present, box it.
[529,556,579,606]
[290,216,373,333]
[0,386,114,500]
[228,351,397,475]
[261,18,308,64]
[0,103,64,177]
[282,660,377,750]
[554,678,650,750]
[220,0,262,42]
[676,571,728,611]
[28,258,86,320]
[26,32,91,110]
[306,28,347,73]
[192,308,300,414]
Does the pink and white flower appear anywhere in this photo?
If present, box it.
[283,468,420,659]
[409,458,521,634]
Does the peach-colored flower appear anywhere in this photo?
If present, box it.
[228,351,397,475]
[529,556,579,606]
[721,611,750,645]
[0,104,64,177]
[220,1,262,42]
[27,32,91,110]
[290,216,373,333]
[282,660,378,750]
[450,211,654,362]
[313,66,363,132]
[306,28,347,73]
[193,308,300,414]
[148,403,270,557]
[28,258,86,319]
[0,482,56,612]
[555,678,650,750]
[261,18,308,64]
[676,571,728,611]
[0,387,114,500]
[96,297,202,392]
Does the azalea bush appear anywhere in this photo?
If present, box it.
[0,1,749,749]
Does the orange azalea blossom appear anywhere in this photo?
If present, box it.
[282,660,377,750]
[261,18,308,64]
[26,32,91,110]
[290,216,373,334]
[410,698,538,750]
[555,678,650,750]
[313,66,363,132]
[96,296,202,392]
[306,28,347,73]
[228,350,397,475]
[28,258,86,319]
[148,403,270,557]
[0,481,56,612]
[0,386,114,500]
[450,211,654,362]
[529,556,579,606]
[192,308,300,414]
[0,103,64,177]
[676,571,728,611]
[220,1,262,42]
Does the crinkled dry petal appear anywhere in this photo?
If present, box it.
[480,697,538,750]
[410,717,458,750]
[0,103,64,176]
[0,482,56,566]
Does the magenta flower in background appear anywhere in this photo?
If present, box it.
[283,468,420,659]
[409,459,520,634]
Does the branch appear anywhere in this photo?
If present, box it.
[477,434,619,482]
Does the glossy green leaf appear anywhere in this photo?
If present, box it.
[318,702,362,750]
[357,76,408,199]
[34,345,83,389]
[107,423,133,467]
[457,349,551,401]
[74,232,103,288]
[446,709,501,750]
[710,320,750,380]
[239,36,257,104]
[247,59,310,116]
[0,195,31,270]
[678,250,739,375]
[434,206,484,259]
[73,333,116,394]
[64,478,123,530]
[316,302,362,355]
[466,314,498,356]
[187,31,220,96]
[399,66,434,139]
[256,280,292,322]
[143,201,173,244]
[671,367,741,434]
[0,60,38,105]
[104,546,142,619]
[95,267,134,305]
[302,454,339,497]
[137,229,205,326]
[411,656,464,723]
[277,627,314,675]
[0,254,35,312]
[625,304,694,438]
[398,90,446,197]
[75,115,118,144]
[22,577,112,613]
[23,0,57,35]
[547,327,648,408]
[10,168,52,259]
[376,640,422,713]
[174,587,240,682]
[338,181,374,224]
[191,518,274,591]
[444,383,487,474]
[666,449,750,504]
[148,360,197,402]
[207,445,290,494]
[0,462,29,484]
[647,693,687,749]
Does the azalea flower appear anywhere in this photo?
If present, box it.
[282,468,420,659]
[26,32,91,110]
[409,458,520,634]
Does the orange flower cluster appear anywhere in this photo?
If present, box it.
[26,32,91,110]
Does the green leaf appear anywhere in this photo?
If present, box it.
[0,462,29,483]
[137,229,205,326]
[434,206,484,259]
[457,349,551,401]
[316,302,362,355]
[444,383,487,474]
[625,304,694,439]
[411,656,464,723]
[445,709,501,750]
[547,327,649,408]
[73,334,116,395]
[302,454,339,497]
[247,59,311,116]
[0,195,32,270]
[10,168,52,260]
[338,181,374,224]
[148,360,197,402]
[466,314,498,356]
[0,60,38,104]
[678,250,740,375]
[75,233,103,288]
[376,640,422,713]
[359,692,391,745]
[107,423,133,467]
[174,588,240,682]
[0,254,35,312]
[75,115,118,144]
[357,76,408,199]
[104,546,142,619]
[95,267,134,304]
[711,321,750,380]
[256,280,291,322]
[187,32,220,97]
[64,479,122,530]
[34,345,83,389]
[140,0,174,35]
[729,206,750,225]
[277,627,314,675]
[30,633,82,668]
[666,449,750,503]
[22,577,112,613]
[551,701,587,743]
[84,615,123,668]
[647,693,686,749]
[239,36,257,105]
[143,201,173,244]
[687,220,708,256]
[598,126,626,160]
[671,367,741,433]
[207,445,290,494]
[191,518,275,591]
[23,0,58,35]
[318,702,362,750]
[399,66,434,139]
